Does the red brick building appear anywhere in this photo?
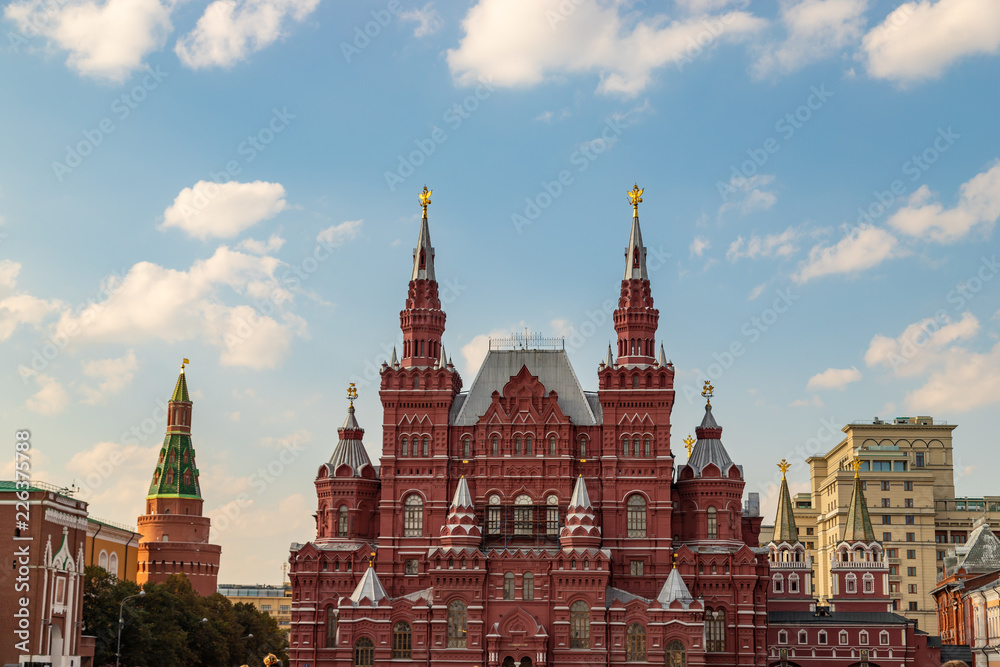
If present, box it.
[136,363,221,596]
[288,188,773,667]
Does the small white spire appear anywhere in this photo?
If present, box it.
[390,346,398,366]
[411,215,436,281]
[623,213,649,281]
[568,475,592,510]
[657,567,694,607]
[349,565,388,605]
[657,343,667,367]
[451,476,473,508]
[605,343,614,368]
[438,345,448,370]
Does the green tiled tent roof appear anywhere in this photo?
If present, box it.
[148,368,201,500]
[843,472,876,542]
[773,475,799,543]
[171,368,190,402]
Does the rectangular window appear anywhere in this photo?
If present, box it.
[937,550,945,561]
[952,532,968,544]
[909,601,919,611]
[881,481,891,491]
[904,481,914,491]
[806,542,814,550]
[405,559,418,575]
[890,582,899,593]
[936,531,947,543]
[280,605,290,612]
[630,560,644,576]
[906,532,916,542]
[882,498,891,507]
[883,515,892,524]
[261,604,272,611]
[908,584,918,594]
[889,565,899,575]
[907,567,917,576]
[915,453,925,467]
[883,532,892,542]
[806,527,814,535]
[887,548,898,558]
[892,599,900,611]
[905,498,913,508]
[894,461,907,471]
[487,507,501,535]
[546,506,559,536]
[907,549,916,559]
[905,515,915,525]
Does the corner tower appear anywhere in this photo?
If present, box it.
[136,361,221,595]
[613,185,660,366]
[400,186,446,368]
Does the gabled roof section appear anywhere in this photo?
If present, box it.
[450,349,600,425]
[843,469,876,543]
[349,565,388,605]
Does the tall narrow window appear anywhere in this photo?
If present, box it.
[626,623,646,662]
[463,437,471,458]
[546,495,559,536]
[404,494,423,536]
[503,572,515,599]
[525,435,533,455]
[623,437,630,457]
[338,505,349,537]
[705,608,725,652]
[514,495,533,535]
[354,637,374,667]
[492,436,499,456]
[515,436,521,455]
[447,600,467,648]
[487,495,501,535]
[413,376,419,389]
[707,507,718,539]
[166,469,173,485]
[549,435,557,455]
[627,494,647,537]
[570,601,590,649]
[401,437,409,457]
[580,437,587,458]
[392,622,412,659]
[326,608,337,647]
[422,437,429,457]
[633,437,641,457]
[644,437,651,457]
[523,572,534,601]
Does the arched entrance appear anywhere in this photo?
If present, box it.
[501,656,533,667]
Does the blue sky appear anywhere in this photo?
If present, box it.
[2,0,999,584]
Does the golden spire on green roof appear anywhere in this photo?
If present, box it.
[171,359,190,402]
[843,457,876,542]
[773,459,799,543]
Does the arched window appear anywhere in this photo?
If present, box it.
[705,608,725,652]
[463,437,471,458]
[403,494,423,536]
[525,435,533,455]
[514,495,533,536]
[392,622,411,658]
[487,494,501,535]
[422,437,429,457]
[798,630,807,644]
[354,637,373,667]
[863,572,875,593]
[338,505,349,537]
[447,600,467,648]
[523,572,534,601]
[546,495,559,536]
[579,437,587,458]
[846,573,857,594]
[325,608,338,648]
[666,639,686,667]
[839,630,848,645]
[549,435,557,455]
[623,437,630,457]
[492,436,499,456]
[778,630,788,644]
[401,437,409,457]
[108,552,119,577]
[707,506,718,539]
[644,437,651,457]
[772,574,783,593]
[789,573,799,593]
[859,630,869,645]
[880,630,890,645]
[98,550,108,570]
[633,437,641,457]
[818,630,827,645]
[570,601,590,648]
[503,572,515,599]
[627,494,647,537]
[626,623,646,662]
[515,436,522,455]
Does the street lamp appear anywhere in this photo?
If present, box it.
[116,590,145,667]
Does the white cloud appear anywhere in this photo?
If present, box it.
[400,3,442,37]
[4,0,172,81]
[862,0,1000,84]
[790,394,824,407]
[65,440,160,522]
[690,237,711,258]
[52,246,302,369]
[174,0,319,69]
[748,283,767,300]
[461,327,513,378]
[807,366,861,390]
[865,311,979,377]
[718,173,777,216]
[726,225,800,261]
[317,219,363,247]
[0,261,63,341]
[904,340,1000,413]
[80,349,139,404]
[447,0,766,96]
[887,161,1000,243]
[23,369,70,415]
[793,225,903,283]
[237,233,285,255]
[161,181,287,240]
[754,0,868,76]
[260,429,311,449]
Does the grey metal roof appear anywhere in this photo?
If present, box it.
[656,568,695,608]
[349,566,388,605]
[686,404,737,475]
[568,476,592,509]
[326,406,376,478]
[944,520,1000,577]
[411,214,435,281]
[604,344,614,367]
[624,214,649,281]
[451,476,472,507]
[450,349,601,426]
[607,586,650,607]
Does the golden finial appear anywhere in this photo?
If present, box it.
[778,459,791,479]
[702,380,714,406]
[628,184,644,217]
[852,457,862,477]
[181,357,190,373]
[683,434,695,457]
[347,382,358,407]
[369,551,376,568]
[419,186,432,219]
[672,552,678,569]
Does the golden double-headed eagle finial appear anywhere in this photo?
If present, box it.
[852,457,862,477]
[683,434,695,457]
[347,382,358,406]
[778,459,791,479]
[419,186,432,218]
[628,184,644,217]
[701,380,714,405]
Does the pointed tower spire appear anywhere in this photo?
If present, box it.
[560,476,602,550]
[604,343,614,368]
[150,360,200,497]
[657,566,695,608]
[438,344,448,370]
[614,184,659,366]
[326,384,374,478]
[390,346,398,367]
[843,458,876,542]
[440,476,481,550]
[400,186,447,368]
[686,382,735,476]
[773,459,799,543]
[657,343,667,367]
[349,560,388,605]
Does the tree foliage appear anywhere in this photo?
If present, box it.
[83,567,288,667]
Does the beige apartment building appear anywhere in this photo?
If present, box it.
[219,583,292,637]
[761,416,999,635]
